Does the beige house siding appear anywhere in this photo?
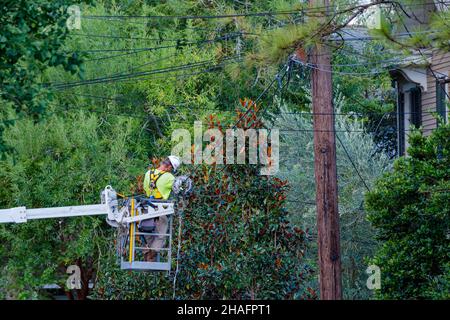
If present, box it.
[422,51,450,136]
[391,2,448,154]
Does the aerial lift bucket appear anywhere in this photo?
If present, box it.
[0,179,191,273]
[117,198,174,272]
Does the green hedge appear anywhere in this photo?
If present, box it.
[366,122,450,299]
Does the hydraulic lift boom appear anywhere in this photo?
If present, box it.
[0,185,176,271]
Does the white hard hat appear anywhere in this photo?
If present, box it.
[168,155,181,171]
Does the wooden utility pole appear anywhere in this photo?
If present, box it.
[309,0,342,300]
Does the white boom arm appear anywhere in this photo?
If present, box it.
[0,185,174,226]
[0,204,108,224]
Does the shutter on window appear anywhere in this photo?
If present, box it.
[410,87,422,128]
[398,92,405,156]
[436,79,446,124]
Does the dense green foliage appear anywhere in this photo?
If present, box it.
[93,119,315,299]
[1,0,320,300]
[179,169,311,299]
[0,0,91,108]
[0,113,146,299]
[0,0,447,300]
[366,123,450,299]
[0,0,92,153]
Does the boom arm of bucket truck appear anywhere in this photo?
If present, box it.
[0,186,174,226]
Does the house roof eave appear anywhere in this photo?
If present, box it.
[390,67,428,92]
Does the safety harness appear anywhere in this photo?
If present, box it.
[148,169,168,199]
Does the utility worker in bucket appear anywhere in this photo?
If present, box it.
[143,155,181,200]
[142,155,181,262]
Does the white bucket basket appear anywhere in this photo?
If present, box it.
[118,198,174,272]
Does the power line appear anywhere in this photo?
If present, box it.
[296,59,399,76]
[51,60,214,88]
[231,64,290,129]
[101,53,178,79]
[101,59,240,85]
[71,31,258,42]
[82,10,303,21]
[328,29,443,42]
[71,33,188,42]
[277,127,427,133]
[77,33,244,53]
[80,1,450,21]
[325,33,450,79]
[292,55,428,70]
[40,4,448,125]
[80,15,300,36]
[81,33,242,62]
[392,3,450,101]
[52,68,429,136]
[299,45,449,80]
[50,56,241,90]
[60,91,439,121]
[6,105,433,135]
[336,134,371,192]
[53,65,245,120]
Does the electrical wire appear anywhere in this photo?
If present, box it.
[82,10,305,21]
[77,33,244,53]
[328,29,443,42]
[58,91,438,120]
[81,1,450,21]
[50,56,241,90]
[391,3,450,101]
[80,33,242,62]
[336,134,371,192]
[71,31,258,42]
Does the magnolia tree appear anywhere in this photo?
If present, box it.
[93,110,316,300]
[269,93,392,299]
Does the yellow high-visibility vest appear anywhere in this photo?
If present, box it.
[143,169,175,200]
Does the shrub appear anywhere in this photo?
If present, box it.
[365,123,450,299]
[0,112,146,299]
